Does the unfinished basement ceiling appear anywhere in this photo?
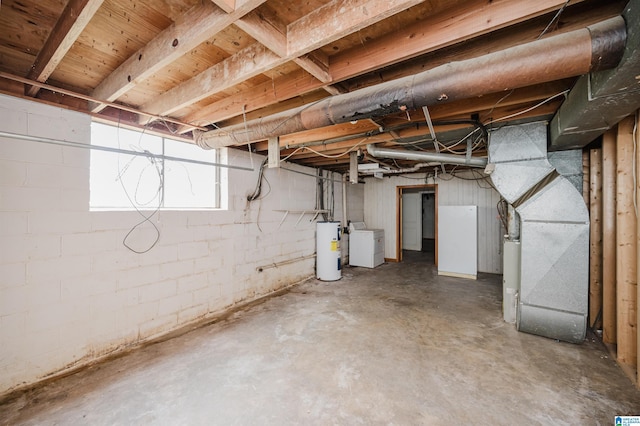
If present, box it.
[0,0,630,172]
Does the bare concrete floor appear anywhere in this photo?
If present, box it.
[2,250,639,425]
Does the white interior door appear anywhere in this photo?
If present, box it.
[402,193,422,251]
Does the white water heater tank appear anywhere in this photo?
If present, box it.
[316,221,341,281]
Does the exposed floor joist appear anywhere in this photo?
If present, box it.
[90,0,267,112]
[180,0,583,131]
[141,0,427,122]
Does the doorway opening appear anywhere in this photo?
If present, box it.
[397,184,437,264]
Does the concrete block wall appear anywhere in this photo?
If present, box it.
[0,94,350,396]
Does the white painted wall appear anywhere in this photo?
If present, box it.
[363,173,504,273]
[0,94,352,395]
[346,182,364,223]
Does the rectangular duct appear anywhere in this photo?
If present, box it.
[488,122,589,343]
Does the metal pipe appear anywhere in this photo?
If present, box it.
[366,144,487,168]
[0,130,253,171]
[342,174,348,230]
[197,17,626,149]
[0,71,210,131]
[358,162,434,175]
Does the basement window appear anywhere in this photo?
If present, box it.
[90,122,223,210]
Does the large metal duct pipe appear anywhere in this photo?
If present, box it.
[196,17,626,149]
[550,0,638,150]
[366,144,487,168]
[488,122,589,343]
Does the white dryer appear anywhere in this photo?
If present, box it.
[348,222,385,268]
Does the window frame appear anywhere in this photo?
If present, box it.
[89,121,223,211]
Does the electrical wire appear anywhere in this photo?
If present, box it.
[247,157,270,202]
[302,138,369,158]
[485,90,569,125]
[538,0,570,40]
[115,115,163,254]
[479,1,571,122]
[280,146,305,162]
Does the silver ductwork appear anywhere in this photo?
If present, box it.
[195,17,626,149]
[550,1,639,150]
[488,122,589,343]
[366,144,487,168]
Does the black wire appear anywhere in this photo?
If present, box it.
[247,157,269,202]
[115,114,163,254]
[122,155,163,254]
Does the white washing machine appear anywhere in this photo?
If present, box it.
[349,222,385,268]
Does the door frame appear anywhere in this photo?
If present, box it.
[396,184,438,264]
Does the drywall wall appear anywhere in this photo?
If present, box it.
[363,172,503,273]
[0,94,351,395]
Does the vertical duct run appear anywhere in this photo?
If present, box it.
[488,122,589,343]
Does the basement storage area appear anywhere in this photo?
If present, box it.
[1,0,640,423]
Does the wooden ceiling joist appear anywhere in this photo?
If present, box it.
[235,9,335,91]
[211,0,237,14]
[90,0,267,113]
[140,42,285,119]
[285,0,426,57]
[144,0,426,125]
[26,0,104,97]
[329,0,585,80]
[181,0,582,130]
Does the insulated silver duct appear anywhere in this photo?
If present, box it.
[195,17,625,148]
[196,17,626,150]
[488,122,589,343]
[550,1,639,150]
[366,144,487,168]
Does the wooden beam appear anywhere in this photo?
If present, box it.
[616,116,637,367]
[602,129,617,344]
[286,0,426,57]
[141,43,284,118]
[583,151,590,206]
[636,111,640,385]
[155,0,422,123]
[590,148,603,329]
[90,0,266,112]
[329,0,585,81]
[179,69,327,131]
[211,0,235,13]
[231,9,334,87]
[26,0,104,97]
[184,0,588,129]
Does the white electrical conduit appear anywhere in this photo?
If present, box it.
[0,130,253,171]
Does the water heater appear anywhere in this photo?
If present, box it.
[316,221,341,281]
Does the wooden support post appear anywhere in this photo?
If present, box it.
[616,116,637,367]
[590,148,603,329]
[583,150,590,206]
[602,129,617,344]
[636,111,640,385]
